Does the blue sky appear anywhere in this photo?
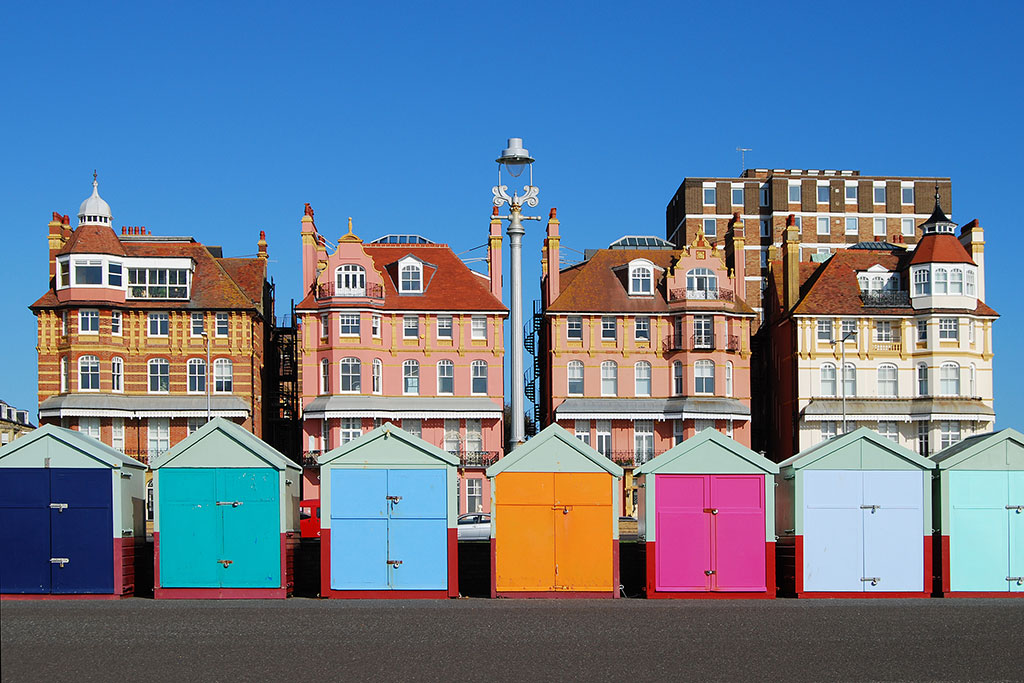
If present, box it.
[2,1,1022,425]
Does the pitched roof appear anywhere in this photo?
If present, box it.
[931,428,1024,468]
[635,428,778,476]
[546,249,755,316]
[150,417,299,471]
[485,423,623,478]
[0,423,145,469]
[908,233,976,266]
[56,224,127,256]
[296,243,507,313]
[777,426,934,471]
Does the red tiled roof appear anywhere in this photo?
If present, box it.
[56,224,126,256]
[218,258,267,310]
[908,233,976,266]
[296,243,507,313]
[546,249,755,316]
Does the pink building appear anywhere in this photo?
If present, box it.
[295,205,507,514]
[539,211,757,514]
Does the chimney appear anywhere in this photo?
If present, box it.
[728,212,745,298]
[48,212,68,280]
[960,219,985,300]
[300,203,319,294]
[488,207,502,300]
[783,214,801,311]
[543,208,560,307]
[257,230,268,260]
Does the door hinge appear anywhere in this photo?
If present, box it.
[49,503,69,512]
[861,577,881,586]
[216,501,243,507]
[50,557,70,568]
[860,505,880,513]
[387,559,403,567]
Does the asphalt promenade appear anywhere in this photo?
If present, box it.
[2,598,1022,682]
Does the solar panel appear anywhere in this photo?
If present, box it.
[609,235,674,249]
[370,234,434,244]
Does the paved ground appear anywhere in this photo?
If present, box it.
[2,598,1022,682]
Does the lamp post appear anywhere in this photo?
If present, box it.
[491,137,540,451]
[200,331,211,423]
[830,330,857,435]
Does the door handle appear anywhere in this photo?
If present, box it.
[1006,505,1023,513]
[217,559,233,567]
[50,557,70,568]
[49,503,69,512]
[860,505,880,513]
[387,559,403,567]
[703,508,719,515]
[704,569,716,576]
[216,501,243,507]
[861,577,881,586]
[1008,577,1024,585]
[386,495,402,504]
[551,505,572,514]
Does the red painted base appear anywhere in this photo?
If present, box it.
[791,534,932,599]
[644,540,777,599]
[491,537,620,598]
[1,535,140,600]
[153,531,293,600]
[0,593,124,601]
[939,591,1024,598]
[319,527,459,599]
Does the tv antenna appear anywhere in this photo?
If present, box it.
[736,147,752,174]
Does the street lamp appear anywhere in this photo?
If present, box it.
[200,331,211,423]
[492,137,541,451]
[830,330,857,435]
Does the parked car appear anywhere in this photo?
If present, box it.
[457,512,491,541]
[300,499,321,538]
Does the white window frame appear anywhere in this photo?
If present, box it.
[601,316,616,341]
[600,361,618,397]
[339,357,360,393]
[940,421,961,449]
[877,364,898,397]
[148,358,170,394]
[111,357,124,393]
[694,360,715,395]
[917,363,929,397]
[187,358,206,394]
[877,420,899,442]
[634,316,650,341]
[471,315,487,340]
[634,361,652,397]
[339,314,360,337]
[901,217,915,237]
[816,216,830,235]
[731,187,744,206]
[403,360,420,395]
[399,260,423,294]
[820,363,837,397]
[816,184,829,204]
[471,360,488,395]
[873,217,886,237]
[629,261,654,295]
[215,312,229,338]
[335,264,367,296]
[634,420,654,465]
[111,310,122,336]
[437,359,455,395]
[320,314,329,339]
[112,418,125,452]
[340,417,362,445]
[843,363,857,398]
[845,217,858,235]
[873,184,886,205]
[702,218,716,237]
[703,186,716,205]
[191,312,204,337]
[595,420,612,457]
[673,361,683,396]
[574,420,590,445]
[725,361,733,397]
[321,358,330,394]
[78,355,100,392]
[148,418,170,458]
[788,182,800,203]
[817,319,833,342]
[79,309,100,335]
[567,316,583,341]
[901,185,914,205]
[372,359,382,394]
[939,317,958,341]
[372,314,382,338]
[567,360,584,396]
[403,315,419,339]
[213,358,233,393]
[436,315,452,340]
[940,363,960,396]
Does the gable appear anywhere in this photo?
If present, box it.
[151,418,297,470]
[933,429,1024,470]
[319,423,458,468]
[486,424,622,477]
[637,430,778,476]
[783,427,932,472]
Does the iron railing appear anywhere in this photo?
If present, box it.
[668,287,734,303]
[301,451,321,467]
[316,281,385,300]
[604,450,656,467]
[860,291,910,307]
[453,450,500,468]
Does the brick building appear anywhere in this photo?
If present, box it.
[0,399,35,446]
[539,209,756,514]
[764,196,996,461]
[665,169,952,320]
[29,177,273,465]
[294,205,507,515]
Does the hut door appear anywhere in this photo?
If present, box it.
[654,475,711,591]
[159,470,223,588]
[802,471,864,592]
[49,469,114,594]
[1008,472,1024,592]
[861,471,922,592]
[552,473,612,592]
[495,473,556,592]
[710,475,766,591]
[219,470,281,588]
[330,469,389,590]
[0,468,52,593]
[387,470,448,590]
[949,471,1009,592]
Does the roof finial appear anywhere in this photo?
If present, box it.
[347,217,353,235]
[934,181,940,203]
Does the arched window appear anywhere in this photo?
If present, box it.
[471,360,488,395]
[966,270,976,296]
[400,263,422,293]
[372,359,382,394]
[843,363,857,397]
[601,361,618,396]
[877,364,898,397]
[567,360,584,395]
[725,361,734,397]
[79,355,100,391]
[820,363,837,397]
[950,269,964,295]
[187,358,206,394]
[686,268,717,298]
[694,360,715,395]
[629,261,653,295]
[913,269,930,296]
[321,359,330,394]
[634,361,651,397]
[672,361,683,396]
[437,359,454,394]
[148,358,170,393]
[335,264,366,296]
[940,362,960,396]
[934,268,948,294]
[403,360,419,395]
[213,358,233,393]
[917,363,929,396]
[111,357,124,393]
[870,275,884,291]
[339,357,360,393]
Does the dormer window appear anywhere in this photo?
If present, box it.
[127,266,190,299]
[686,268,718,299]
[400,260,422,293]
[628,260,654,295]
[336,264,366,296]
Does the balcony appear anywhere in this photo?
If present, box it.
[662,333,739,352]
[860,291,910,307]
[604,450,655,467]
[301,451,321,467]
[871,340,903,353]
[668,287,734,303]
[450,450,500,468]
[315,281,384,300]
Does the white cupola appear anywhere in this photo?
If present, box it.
[77,172,112,226]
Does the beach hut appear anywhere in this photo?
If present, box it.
[932,428,1024,597]
[776,427,934,598]
[150,418,301,599]
[318,423,459,598]
[0,425,145,598]
[486,424,623,598]
[635,429,779,599]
